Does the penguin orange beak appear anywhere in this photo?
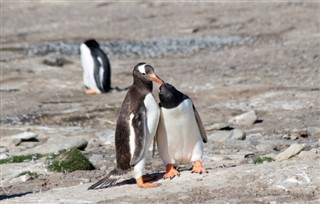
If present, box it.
[149,75,164,84]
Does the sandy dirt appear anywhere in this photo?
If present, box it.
[1,1,320,203]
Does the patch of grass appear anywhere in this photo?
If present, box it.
[0,154,42,165]
[253,156,273,165]
[17,171,42,179]
[45,148,95,173]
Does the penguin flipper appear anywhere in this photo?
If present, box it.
[88,169,122,190]
[193,105,208,143]
[129,108,147,166]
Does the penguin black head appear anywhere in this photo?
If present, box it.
[84,39,100,49]
[133,63,163,86]
[159,83,188,109]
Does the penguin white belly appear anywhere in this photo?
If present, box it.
[80,44,101,93]
[132,93,160,179]
[157,99,203,165]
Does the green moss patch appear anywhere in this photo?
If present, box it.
[0,154,42,165]
[45,148,94,173]
[17,171,42,179]
[253,156,273,165]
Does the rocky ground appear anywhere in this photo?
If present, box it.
[1,1,320,203]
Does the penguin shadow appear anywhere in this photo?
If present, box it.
[112,172,164,187]
[176,166,212,174]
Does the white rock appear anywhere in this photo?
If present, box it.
[307,127,320,137]
[95,129,114,145]
[5,132,38,140]
[275,144,304,161]
[228,110,258,126]
[0,153,9,159]
[0,146,7,153]
[18,136,88,155]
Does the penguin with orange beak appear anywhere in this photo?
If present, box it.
[88,63,163,189]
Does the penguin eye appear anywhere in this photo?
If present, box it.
[142,73,146,75]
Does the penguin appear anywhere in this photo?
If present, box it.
[88,63,163,189]
[80,39,111,94]
[156,83,208,179]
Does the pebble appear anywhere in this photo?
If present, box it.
[275,143,304,161]
[18,135,88,155]
[228,110,258,126]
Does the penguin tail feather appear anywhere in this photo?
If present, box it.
[88,169,123,190]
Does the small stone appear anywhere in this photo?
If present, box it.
[228,110,258,126]
[275,143,304,161]
[42,55,72,67]
[307,127,320,137]
[205,123,231,131]
[256,143,275,152]
[208,131,232,142]
[230,129,246,140]
[290,134,299,140]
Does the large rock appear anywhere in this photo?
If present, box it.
[228,110,258,126]
[275,143,304,161]
[0,138,21,147]
[208,131,232,142]
[18,136,88,155]
[205,123,231,131]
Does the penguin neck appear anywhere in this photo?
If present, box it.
[133,78,153,92]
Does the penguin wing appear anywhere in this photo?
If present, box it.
[193,105,208,143]
[129,107,147,166]
[96,49,111,92]
[93,56,104,91]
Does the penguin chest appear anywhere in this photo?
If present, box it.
[143,93,160,139]
[157,99,202,164]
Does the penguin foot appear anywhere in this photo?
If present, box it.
[136,177,160,188]
[163,164,180,179]
[191,160,207,174]
[85,89,99,95]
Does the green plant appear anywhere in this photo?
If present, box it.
[17,171,42,179]
[253,156,273,164]
[45,148,94,173]
[0,154,42,165]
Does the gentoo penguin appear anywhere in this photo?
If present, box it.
[80,39,111,94]
[88,63,163,189]
[156,83,208,179]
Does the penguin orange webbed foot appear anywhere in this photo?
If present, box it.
[163,164,180,179]
[137,177,160,188]
[191,160,207,174]
[85,89,99,95]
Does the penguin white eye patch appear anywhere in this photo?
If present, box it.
[137,64,147,75]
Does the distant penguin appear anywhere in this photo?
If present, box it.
[88,63,163,189]
[156,83,208,179]
[80,39,111,94]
